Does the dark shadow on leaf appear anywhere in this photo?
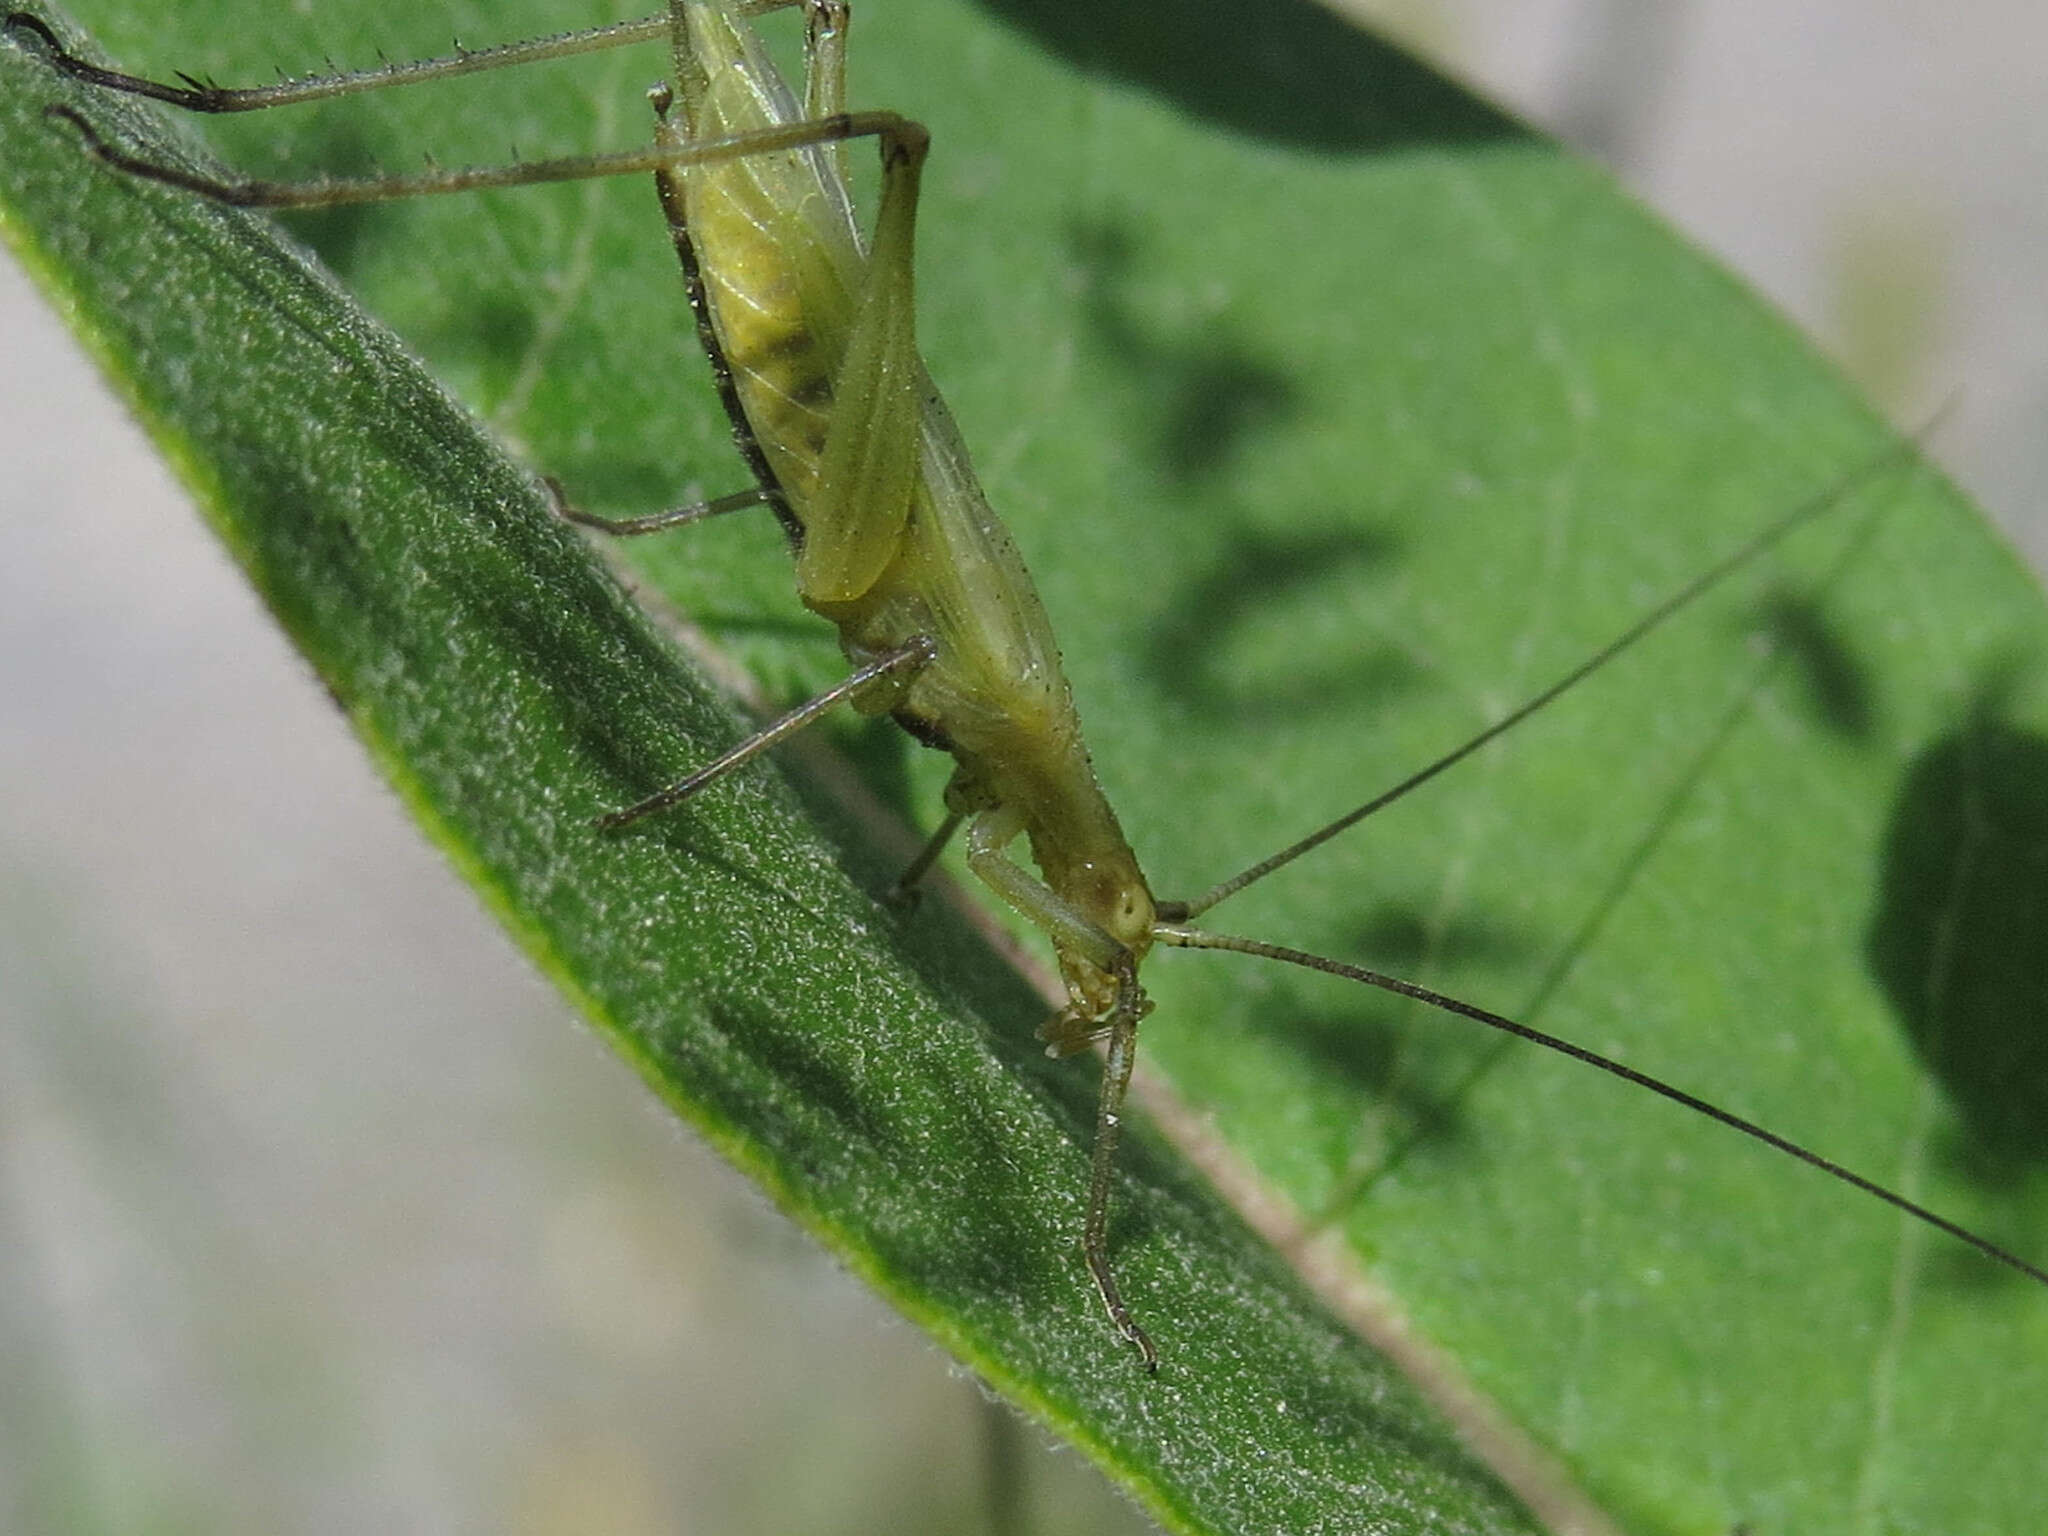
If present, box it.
[1746,587,1877,744]
[1867,696,2048,1182]
[1350,903,1535,975]
[975,0,1525,154]
[1252,907,1540,1215]
[257,124,389,281]
[1143,525,1418,721]
[449,292,542,382]
[1068,216,1300,486]
[1160,350,1296,484]
[1232,976,1485,1174]
[827,711,928,833]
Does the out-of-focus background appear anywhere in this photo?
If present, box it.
[2,2,2041,1531]
[1342,0,2048,564]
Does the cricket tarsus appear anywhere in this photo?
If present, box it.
[30,0,2041,1371]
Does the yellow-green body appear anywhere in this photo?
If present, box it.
[661,0,1156,1019]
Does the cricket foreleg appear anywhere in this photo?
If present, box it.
[964,811,1158,1371]
[1082,989,1154,1372]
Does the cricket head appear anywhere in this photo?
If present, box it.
[1040,905,1156,1060]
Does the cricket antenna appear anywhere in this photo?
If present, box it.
[1152,923,2048,1291]
[1160,431,1931,925]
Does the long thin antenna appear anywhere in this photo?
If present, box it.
[1165,437,1922,922]
[1154,922,2048,1290]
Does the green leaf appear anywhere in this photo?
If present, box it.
[6,2,2047,1533]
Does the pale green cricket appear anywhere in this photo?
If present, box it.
[13,0,2043,1375]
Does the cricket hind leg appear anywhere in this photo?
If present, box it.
[1,1,839,120]
[13,3,921,215]
[1,9,671,115]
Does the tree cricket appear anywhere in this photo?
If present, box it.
[10,0,2044,1429]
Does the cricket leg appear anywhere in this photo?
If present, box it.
[599,634,935,830]
[544,479,783,537]
[3,9,671,114]
[965,811,1159,1372]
